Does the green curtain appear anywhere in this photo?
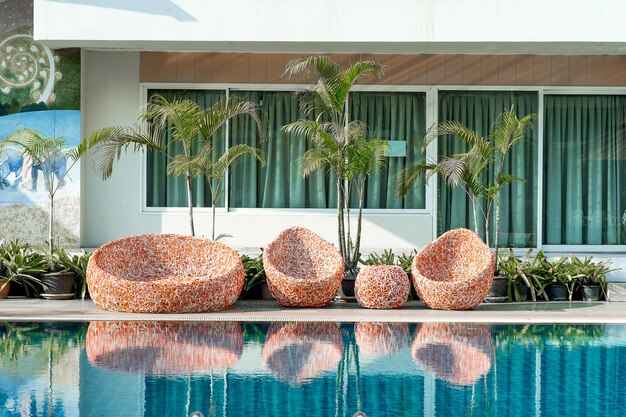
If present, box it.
[438,91,538,247]
[349,92,427,209]
[229,91,336,208]
[544,95,626,245]
[146,89,226,208]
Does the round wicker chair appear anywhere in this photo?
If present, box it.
[262,322,343,384]
[412,228,495,310]
[86,321,243,375]
[263,227,344,307]
[411,323,494,386]
[86,234,244,313]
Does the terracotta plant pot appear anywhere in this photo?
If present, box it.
[0,280,10,299]
[41,272,75,295]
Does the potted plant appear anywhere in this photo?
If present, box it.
[398,109,535,299]
[541,257,582,301]
[499,249,535,302]
[57,249,91,300]
[89,95,265,237]
[0,239,47,298]
[397,250,418,300]
[240,253,271,300]
[39,247,76,298]
[282,56,388,299]
[571,257,616,301]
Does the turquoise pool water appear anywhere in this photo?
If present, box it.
[1,321,625,417]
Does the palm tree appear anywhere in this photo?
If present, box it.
[1,129,104,252]
[398,108,534,263]
[282,56,388,277]
[88,94,265,236]
[168,142,265,241]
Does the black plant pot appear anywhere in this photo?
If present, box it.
[547,284,568,301]
[487,276,509,298]
[337,270,358,301]
[41,272,75,296]
[582,284,602,302]
[239,284,263,300]
[261,282,274,300]
[516,284,530,301]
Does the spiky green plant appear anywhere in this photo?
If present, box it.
[398,108,535,269]
[1,129,104,252]
[282,56,388,277]
[87,94,265,236]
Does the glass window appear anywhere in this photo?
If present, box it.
[146,89,226,208]
[543,95,626,245]
[349,92,427,209]
[229,90,427,209]
[228,90,336,208]
[438,91,539,247]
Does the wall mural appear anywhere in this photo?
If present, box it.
[0,0,80,247]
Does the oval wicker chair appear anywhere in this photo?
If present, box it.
[262,322,343,385]
[86,234,244,313]
[411,323,494,386]
[86,321,243,375]
[412,228,495,310]
[263,227,344,307]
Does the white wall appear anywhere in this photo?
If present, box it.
[81,51,434,252]
[35,0,626,54]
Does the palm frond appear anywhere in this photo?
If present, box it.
[396,162,436,196]
[284,56,341,82]
[212,144,265,179]
[423,120,486,151]
[87,124,167,180]
[201,96,266,145]
[300,148,332,177]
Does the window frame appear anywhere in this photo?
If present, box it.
[139,83,436,216]
[139,82,626,253]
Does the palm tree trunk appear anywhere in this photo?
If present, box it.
[494,198,501,272]
[48,194,54,253]
[471,197,479,236]
[337,178,347,263]
[186,174,195,236]
[211,201,216,241]
[351,181,366,271]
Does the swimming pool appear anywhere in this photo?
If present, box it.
[1,321,625,417]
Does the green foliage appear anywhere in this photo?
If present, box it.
[57,249,91,299]
[240,253,265,292]
[398,108,535,254]
[499,250,620,302]
[360,249,396,266]
[360,249,416,277]
[1,128,103,251]
[88,94,266,238]
[282,56,388,274]
[49,48,81,111]
[0,239,47,296]
[495,324,605,352]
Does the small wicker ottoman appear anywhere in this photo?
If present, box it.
[355,265,410,309]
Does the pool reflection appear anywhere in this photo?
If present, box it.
[411,323,494,386]
[4,321,626,416]
[86,321,244,375]
[261,322,343,384]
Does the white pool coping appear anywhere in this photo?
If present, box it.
[1,298,626,324]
